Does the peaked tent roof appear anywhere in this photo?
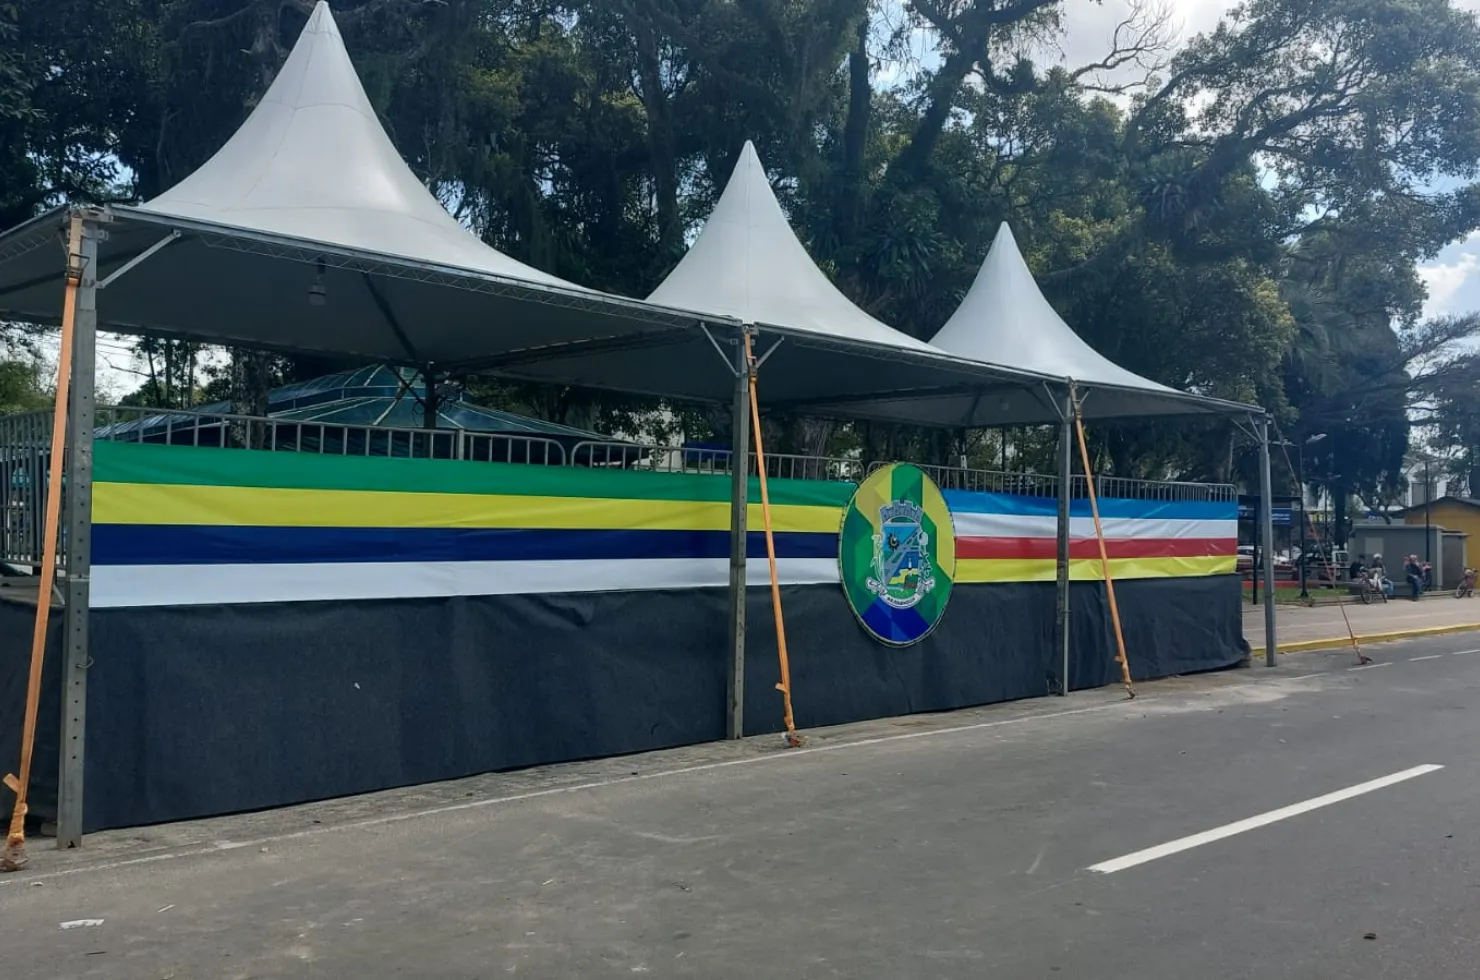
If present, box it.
[797,223,1261,424]
[132,3,575,290]
[647,141,940,354]
[932,223,1175,393]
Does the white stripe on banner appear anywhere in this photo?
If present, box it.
[90,559,843,609]
[950,514,1237,540]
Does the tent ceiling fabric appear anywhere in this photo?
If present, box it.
[0,206,702,366]
[647,141,942,355]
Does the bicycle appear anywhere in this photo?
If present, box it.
[1358,571,1389,605]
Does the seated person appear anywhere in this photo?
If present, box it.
[1404,555,1424,600]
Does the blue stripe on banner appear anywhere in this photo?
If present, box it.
[93,524,838,566]
[940,491,1236,522]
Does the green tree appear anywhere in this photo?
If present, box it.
[0,354,49,416]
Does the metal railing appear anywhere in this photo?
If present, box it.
[459,431,566,466]
[865,460,1237,502]
[95,405,568,465]
[878,461,1061,497]
[571,440,863,482]
[1071,474,1237,503]
[1,411,58,569]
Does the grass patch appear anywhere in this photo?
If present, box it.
[1242,583,1343,604]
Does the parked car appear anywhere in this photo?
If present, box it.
[1237,545,1254,574]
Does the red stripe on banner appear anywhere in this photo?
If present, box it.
[956,537,1237,560]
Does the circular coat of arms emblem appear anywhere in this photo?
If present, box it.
[839,463,956,646]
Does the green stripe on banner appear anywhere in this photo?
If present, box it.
[914,516,949,625]
[93,442,855,508]
[902,465,951,624]
[891,464,923,508]
[839,506,877,617]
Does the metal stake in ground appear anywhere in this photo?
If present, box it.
[2,214,85,872]
[1070,385,1135,700]
[744,331,802,748]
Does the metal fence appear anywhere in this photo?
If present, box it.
[570,440,864,482]
[94,405,568,465]
[1072,474,1237,503]
[1,410,57,569]
[866,460,1237,503]
[885,461,1062,497]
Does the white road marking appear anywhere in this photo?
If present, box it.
[1348,662,1392,671]
[1453,649,1480,656]
[1088,764,1444,875]
[58,919,104,930]
[1409,655,1444,662]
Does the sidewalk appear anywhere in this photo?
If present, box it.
[1245,596,1480,653]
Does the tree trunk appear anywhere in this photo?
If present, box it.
[835,16,871,248]
[230,348,274,449]
[632,17,682,265]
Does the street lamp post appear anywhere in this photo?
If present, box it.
[1425,456,1432,574]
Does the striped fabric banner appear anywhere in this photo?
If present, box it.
[90,442,852,608]
[89,444,1236,608]
[946,490,1237,583]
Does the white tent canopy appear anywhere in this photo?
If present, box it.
[647,141,940,355]
[134,1,578,291]
[796,222,1258,423]
[933,223,1176,394]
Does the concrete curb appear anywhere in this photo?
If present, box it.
[1252,621,1480,656]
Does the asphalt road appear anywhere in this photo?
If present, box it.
[4,634,1480,979]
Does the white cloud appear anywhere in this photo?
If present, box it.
[1421,235,1480,318]
[1052,0,1237,83]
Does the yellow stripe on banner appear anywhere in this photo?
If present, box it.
[93,481,841,534]
[957,555,1236,584]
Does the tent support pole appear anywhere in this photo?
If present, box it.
[58,215,100,851]
[1256,414,1278,666]
[725,331,751,740]
[1055,394,1072,695]
[1071,385,1134,700]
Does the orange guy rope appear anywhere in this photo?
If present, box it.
[744,331,801,747]
[1071,386,1135,699]
[2,214,84,872]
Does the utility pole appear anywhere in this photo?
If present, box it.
[1424,456,1433,590]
